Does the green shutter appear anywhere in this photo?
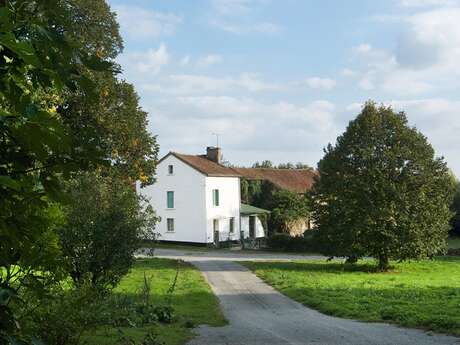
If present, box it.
[213,189,219,206]
[167,191,174,208]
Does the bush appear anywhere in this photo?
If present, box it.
[267,232,317,252]
[59,172,159,291]
[20,281,105,345]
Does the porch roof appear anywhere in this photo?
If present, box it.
[240,203,270,216]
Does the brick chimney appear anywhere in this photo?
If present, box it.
[206,146,222,164]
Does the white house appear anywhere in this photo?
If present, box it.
[140,147,268,245]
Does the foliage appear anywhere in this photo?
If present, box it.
[28,282,105,345]
[83,258,227,345]
[266,232,317,252]
[241,179,311,234]
[0,0,159,343]
[251,161,312,169]
[0,1,119,341]
[311,102,454,270]
[59,172,159,290]
[244,257,460,336]
[450,181,460,236]
[270,190,311,233]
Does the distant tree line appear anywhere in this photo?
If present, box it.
[252,160,312,170]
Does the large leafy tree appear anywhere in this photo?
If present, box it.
[311,102,454,270]
[0,0,116,339]
[0,0,158,341]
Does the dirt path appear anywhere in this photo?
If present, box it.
[151,249,459,345]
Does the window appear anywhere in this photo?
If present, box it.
[167,218,174,232]
[167,191,174,208]
[168,165,173,175]
[213,219,219,232]
[212,189,219,206]
[229,217,235,233]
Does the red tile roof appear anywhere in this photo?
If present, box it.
[234,167,317,193]
[161,152,241,177]
[159,151,317,192]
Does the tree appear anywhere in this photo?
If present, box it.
[59,172,158,290]
[0,0,117,339]
[451,181,460,236]
[251,160,312,170]
[311,102,454,270]
[270,190,310,234]
[252,160,274,168]
[0,1,158,341]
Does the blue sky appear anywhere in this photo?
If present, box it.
[108,0,460,175]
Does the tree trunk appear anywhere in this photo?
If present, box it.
[378,254,389,271]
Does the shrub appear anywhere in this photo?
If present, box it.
[59,172,159,291]
[267,232,317,252]
[23,281,105,345]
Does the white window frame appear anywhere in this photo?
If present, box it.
[167,218,175,232]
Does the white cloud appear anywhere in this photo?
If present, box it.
[210,19,281,35]
[118,44,169,78]
[209,0,281,35]
[304,77,337,90]
[145,95,339,164]
[141,73,281,94]
[341,68,357,77]
[196,54,224,67]
[114,6,182,40]
[211,0,254,15]
[353,43,373,54]
[347,5,460,96]
[180,55,191,66]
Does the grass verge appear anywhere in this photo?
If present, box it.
[243,257,460,336]
[84,258,226,345]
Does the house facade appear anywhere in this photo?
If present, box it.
[140,147,266,245]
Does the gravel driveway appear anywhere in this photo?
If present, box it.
[149,248,459,345]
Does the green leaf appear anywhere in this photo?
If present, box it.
[0,33,40,66]
[0,176,20,191]
[81,54,113,72]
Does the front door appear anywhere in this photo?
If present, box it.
[213,219,220,247]
[249,216,255,239]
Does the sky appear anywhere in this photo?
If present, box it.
[108,0,460,175]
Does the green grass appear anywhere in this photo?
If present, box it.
[84,258,226,345]
[243,257,460,336]
[448,237,460,249]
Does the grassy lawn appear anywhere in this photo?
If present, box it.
[84,258,226,345]
[243,257,460,336]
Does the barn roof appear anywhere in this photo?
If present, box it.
[234,167,317,193]
[159,152,241,177]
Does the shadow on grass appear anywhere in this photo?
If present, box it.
[245,256,460,274]
[244,260,388,274]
